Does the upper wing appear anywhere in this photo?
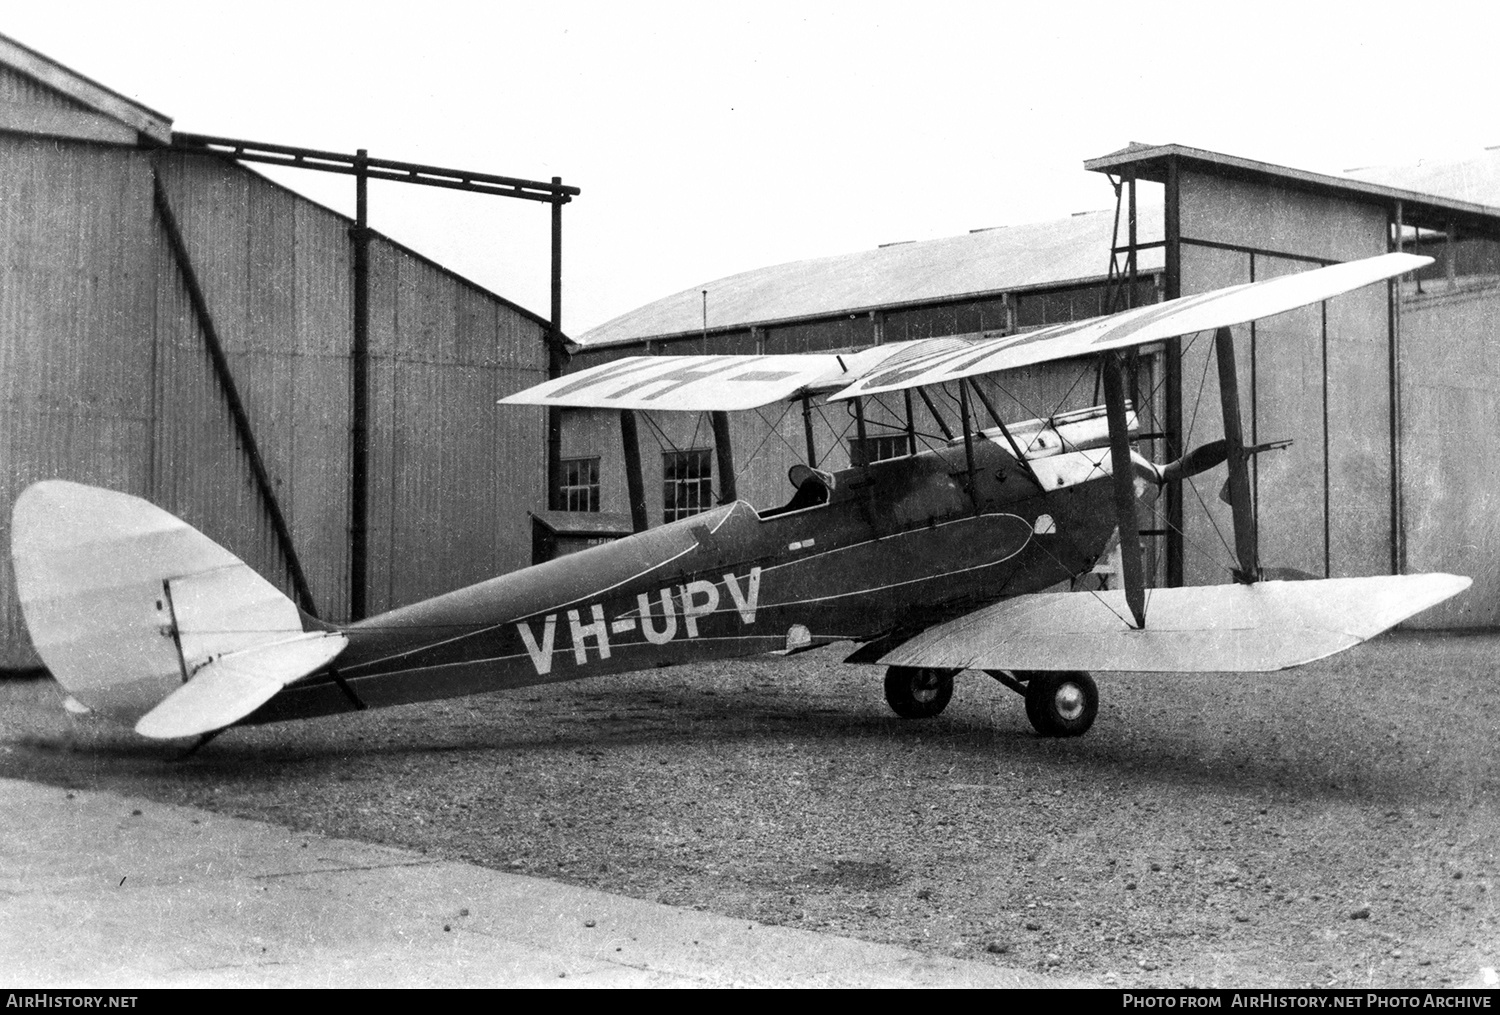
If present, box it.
[876,573,1469,673]
[499,343,930,412]
[501,252,1429,412]
[832,252,1431,400]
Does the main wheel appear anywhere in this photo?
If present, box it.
[1023,671,1098,737]
[884,666,956,719]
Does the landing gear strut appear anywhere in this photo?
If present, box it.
[987,669,1098,737]
[883,666,956,719]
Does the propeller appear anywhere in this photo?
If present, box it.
[1141,438,1292,489]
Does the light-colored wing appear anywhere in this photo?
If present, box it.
[878,574,1468,673]
[833,252,1432,400]
[499,343,926,412]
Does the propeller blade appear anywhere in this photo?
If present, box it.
[1161,438,1293,489]
[1158,440,1228,484]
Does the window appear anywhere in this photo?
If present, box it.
[848,433,910,468]
[663,449,712,523]
[560,457,600,512]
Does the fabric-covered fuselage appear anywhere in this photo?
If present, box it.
[249,438,1119,724]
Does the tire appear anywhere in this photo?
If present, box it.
[1023,671,1097,737]
[884,666,956,719]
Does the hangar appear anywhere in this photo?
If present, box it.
[5,32,1500,680]
[558,145,1500,629]
[0,34,572,667]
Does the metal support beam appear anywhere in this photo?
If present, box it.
[1101,354,1146,628]
[967,379,1043,492]
[903,390,917,456]
[957,382,979,512]
[918,387,954,441]
[711,410,736,503]
[1127,170,1138,309]
[172,133,579,203]
[801,392,818,467]
[547,178,564,511]
[619,410,649,533]
[349,150,370,620]
[152,171,319,617]
[1164,157,1184,588]
[1215,326,1258,582]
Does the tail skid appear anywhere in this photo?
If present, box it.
[10,481,346,739]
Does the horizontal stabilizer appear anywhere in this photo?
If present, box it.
[878,574,1470,673]
[135,631,348,740]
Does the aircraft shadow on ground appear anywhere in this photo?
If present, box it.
[1,665,1482,810]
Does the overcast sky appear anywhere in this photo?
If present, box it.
[8,2,1499,337]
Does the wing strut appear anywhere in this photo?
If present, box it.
[1214,326,1258,582]
[1101,353,1147,628]
[800,392,819,467]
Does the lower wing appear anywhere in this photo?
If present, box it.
[877,574,1470,673]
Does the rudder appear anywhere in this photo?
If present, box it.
[10,480,346,737]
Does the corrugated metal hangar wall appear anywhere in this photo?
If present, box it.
[0,58,550,668]
[556,145,1500,629]
[1089,145,1500,628]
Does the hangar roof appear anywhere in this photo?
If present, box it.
[1087,142,1500,239]
[1343,146,1500,211]
[0,32,172,145]
[578,203,1164,347]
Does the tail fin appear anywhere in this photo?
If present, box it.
[11,481,346,739]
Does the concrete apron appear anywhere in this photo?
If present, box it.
[0,778,1085,988]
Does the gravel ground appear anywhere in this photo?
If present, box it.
[2,630,1498,988]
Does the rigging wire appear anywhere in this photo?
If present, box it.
[740,400,800,469]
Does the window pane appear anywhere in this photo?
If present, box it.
[559,456,600,513]
[663,449,712,522]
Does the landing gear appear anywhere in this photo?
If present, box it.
[883,666,956,719]
[1022,671,1097,737]
[985,669,1098,737]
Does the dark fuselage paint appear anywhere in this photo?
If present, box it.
[249,438,1119,725]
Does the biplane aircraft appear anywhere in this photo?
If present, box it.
[10,251,1470,744]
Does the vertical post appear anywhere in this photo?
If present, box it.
[958,382,978,512]
[801,392,818,467]
[710,410,736,503]
[1389,202,1405,576]
[349,149,370,621]
[903,389,917,456]
[547,178,564,511]
[1102,354,1147,628]
[853,397,869,465]
[620,410,648,534]
[1215,326,1258,582]
[1446,220,1457,289]
[1126,169,1138,309]
[1163,156,1184,588]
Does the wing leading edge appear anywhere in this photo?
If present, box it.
[500,252,1429,412]
[499,343,930,412]
[831,252,1432,400]
[877,574,1470,673]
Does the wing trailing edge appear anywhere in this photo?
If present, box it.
[877,573,1470,673]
